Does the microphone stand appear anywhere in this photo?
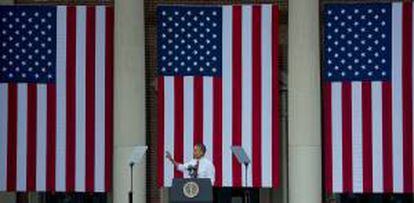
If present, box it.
[230,146,251,203]
[127,146,148,203]
[244,162,250,203]
[129,162,134,203]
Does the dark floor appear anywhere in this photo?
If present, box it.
[336,194,414,203]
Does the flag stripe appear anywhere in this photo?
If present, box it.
[261,4,272,187]
[271,4,279,188]
[332,82,343,192]
[252,5,262,187]
[203,77,213,162]
[212,77,222,187]
[372,82,383,193]
[46,84,56,192]
[0,84,8,191]
[7,84,17,191]
[104,6,114,192]
[221,5,233,187]
[174,77,184,179]
[65,5,76,192]
[351,82,362,193]
[412,3,414,194]
[232,5,242,188]
[56,5,67,192]
[4,83,14,191]
[193,77,203,145]
[94,6,106,192]
[402,1,413,193]
[412,3,414,193]
[164,77,175,187]
[157,77,165,187]
[323,83,333,194]
[36,85,47,191]
[392,2,404,193]
[85,6,96,192]
[17,84,28,191]
[342,82,353,193]
[362,82,373,193]
[75,6,86,191]
[26,84,37,191]
[382,82,393,192]
[241,5,252,187]
[183,77,194,178]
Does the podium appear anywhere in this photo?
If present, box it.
[169,178,213,203]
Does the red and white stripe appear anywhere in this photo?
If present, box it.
[323,2,414,194]
[157,4,279,188]
[0,5,114,192]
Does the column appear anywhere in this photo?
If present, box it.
[113,0,146,202]
[288,0,322,203]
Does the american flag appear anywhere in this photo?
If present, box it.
[0,6,113,192]
[157,5,279,188]
[323,2,414,194]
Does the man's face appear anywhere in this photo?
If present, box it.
[193,145,204,159]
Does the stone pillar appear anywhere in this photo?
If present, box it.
[288,0,322,203]
[113,0,146,202]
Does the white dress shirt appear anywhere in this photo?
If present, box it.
[177,157,215,185]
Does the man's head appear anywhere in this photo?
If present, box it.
[193,143,206,159]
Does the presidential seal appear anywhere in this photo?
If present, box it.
[183,181,200,199]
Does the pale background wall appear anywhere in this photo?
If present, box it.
[288,0,322,203]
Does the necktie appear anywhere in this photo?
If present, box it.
[195,160,199,178]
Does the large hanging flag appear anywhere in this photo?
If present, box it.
[157,5,280,188]
[323,2,414,194]
[0,6,114,192]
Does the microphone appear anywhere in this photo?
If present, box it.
[186,164,198,178]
